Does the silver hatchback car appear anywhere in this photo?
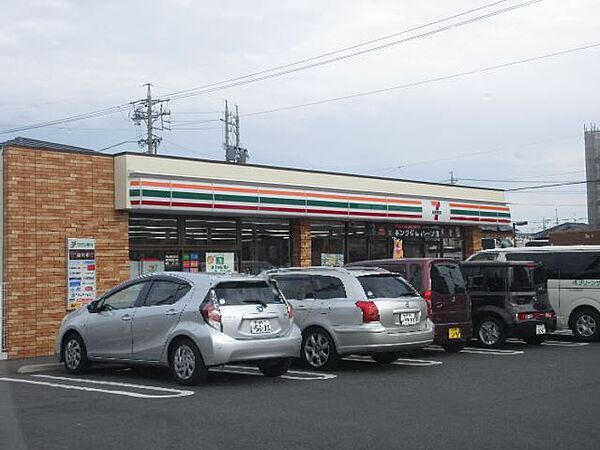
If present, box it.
[266,267,434,370]
[56,272,301,385]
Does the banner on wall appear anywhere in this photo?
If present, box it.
[206,252,235,273]
[393,238,404,259]
[67,238,96,311]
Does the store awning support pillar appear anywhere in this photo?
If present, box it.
[291,219,311,267]
[463,226,483,259]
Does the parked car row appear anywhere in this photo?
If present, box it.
[56,249,599,385]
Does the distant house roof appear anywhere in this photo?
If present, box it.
[531,222,588,240]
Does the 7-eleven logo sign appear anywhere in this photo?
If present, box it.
[431,201,443,221]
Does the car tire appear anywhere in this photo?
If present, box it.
[442,341,466,353]
[524,336,545,345]
[62,333,90,374]
[571,308,600,342]
[476,316,507,349]
[258,358,292,377]
[371,352,399,364]
[169,338,208,386]
[301,328,340,371]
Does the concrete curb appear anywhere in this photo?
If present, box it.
[17,363,62,374]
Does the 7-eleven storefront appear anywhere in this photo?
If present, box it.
[118,153,510,275]
[0,140,510,359]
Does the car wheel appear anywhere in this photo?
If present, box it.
[371,352,399,364]
[571,308,600,342]
[524,336,545,345]
[302,328,340,371]
[477,317,507,348]
[62,333,90,374]
[258,358,292,377]
[169,338,208,386]
[442,341,466,353]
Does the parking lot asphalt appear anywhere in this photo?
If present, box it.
[1,334,599,450]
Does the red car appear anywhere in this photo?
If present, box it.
[346,258,472,352]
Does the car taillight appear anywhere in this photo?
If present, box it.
[287,302,294,321]
[516,311,555,321]
[201,291,222,331]
[355,301,380,323]
[422,290,433,319]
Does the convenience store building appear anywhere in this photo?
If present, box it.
[0,138,511,359]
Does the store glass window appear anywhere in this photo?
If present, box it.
[347,222,368,263]
[311,221,345,266]
[184,218,238,246]
[129,216,179,246]
[241,219,290,274]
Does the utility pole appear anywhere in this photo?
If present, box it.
[449,171,456,185]
[221,100,248,164]
[130,83,171,154]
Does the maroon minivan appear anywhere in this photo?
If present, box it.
[346,258,472,352]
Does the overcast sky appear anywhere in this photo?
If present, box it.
[1,0,599,232]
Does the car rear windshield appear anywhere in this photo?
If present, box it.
[358,275,418,299]
[213,281,284,305]
[431,263,467,295]
[510,265,546,291]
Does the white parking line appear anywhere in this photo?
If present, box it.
[506,338,589,348]
[424,345,523,355]
[344,356,443,366]
[0,374,194,399]
[460,347,524,356]
[541,341,589,347]
[212,365,337,380]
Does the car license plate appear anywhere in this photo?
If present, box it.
[250,319,272,334]
[536,324,546,335]
[448,327,462,339]
[400,312,419,326]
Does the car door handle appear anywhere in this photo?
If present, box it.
[435,302,444,309]
[121,315,132,322]
[165,309,180,316]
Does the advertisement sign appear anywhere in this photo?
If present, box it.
[206,252,235,273]
[67,238,96,311]
[393,239,404,259]
[321,253,344,267]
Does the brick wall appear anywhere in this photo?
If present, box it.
[3,146,129,359]
[291,219,311,267]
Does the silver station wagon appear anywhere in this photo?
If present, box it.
[266,267,434,369]
[56,273,301,385]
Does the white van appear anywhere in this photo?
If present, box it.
[467,246,600,342]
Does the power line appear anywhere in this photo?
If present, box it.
[162,0,512,99]
[165,0,544,101]
[507,179,600,192]
[241,42,600,119]
[97,139,139,152]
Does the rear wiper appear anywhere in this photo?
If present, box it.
[243,299,268,308]
[399,292,418,297]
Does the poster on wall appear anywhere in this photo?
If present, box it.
[67,238,96,311]
[393,238,404,259]
[206,252,235,273]
[321,253,344,267]
[141,259,165,274]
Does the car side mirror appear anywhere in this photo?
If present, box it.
[88,300,103,313]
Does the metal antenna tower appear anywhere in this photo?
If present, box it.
[221,100,249,164]
[130,83,171,154]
